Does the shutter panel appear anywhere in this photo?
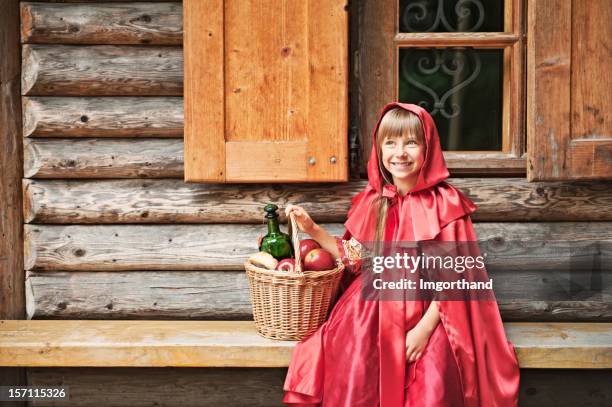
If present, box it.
[184,0,348,183]
[527,0,611,181]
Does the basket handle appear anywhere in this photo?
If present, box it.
[288,212,304,274]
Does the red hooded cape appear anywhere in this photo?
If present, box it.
[283,102,519,406]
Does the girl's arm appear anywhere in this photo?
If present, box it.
[405,301,441,362]
[307,223,340,259]
[285,204,340,258]
[285,204,367,274]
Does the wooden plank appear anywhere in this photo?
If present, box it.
[183,0,224,182]
[0,320,296,368]
[519,369,612,407]
[24,367,612,407]
[568,0,612,179]
[21,44,183,96]
[527,0,561,181]
[0,0,25,319]
[224,1,310,145]
[0,1,27,402]
[359,0,395,177]
[28,367,287,407]
[23,223,611,271]
[508,322,612,368]
[25,271,252,320]
[23,97,183,137]
[23,178,612,222]
[225,141,308,182]
[21,179,360,223]
[32,0,175,2]
[21,2,182,45]
[394,32,519,47]
[25,270,612,321]
[527,0,611,180]
[1,320,610,368]
[305,0,349,182]
[24,138,183,178]
[23,223,343,271]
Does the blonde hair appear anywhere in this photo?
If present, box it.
[372,108,425,254]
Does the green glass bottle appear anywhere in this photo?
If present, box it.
[259,203,294,261]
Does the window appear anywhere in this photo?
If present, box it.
[359,0,525,175]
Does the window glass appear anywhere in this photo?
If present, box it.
[398,48,503,150]
[399,0,504,33]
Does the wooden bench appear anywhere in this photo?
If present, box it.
[1,320,611,369]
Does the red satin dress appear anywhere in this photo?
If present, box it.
[283,102,519,406]
[283,214,468,406]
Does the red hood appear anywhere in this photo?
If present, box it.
[367,102,450,195]
[344,102,476,243]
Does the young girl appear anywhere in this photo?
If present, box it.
[283,102,520,406]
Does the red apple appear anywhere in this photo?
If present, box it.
[276,258,296,273]
[299,239,321,262]
[303,248,335,271]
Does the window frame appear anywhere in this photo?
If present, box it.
[358,0,526,176]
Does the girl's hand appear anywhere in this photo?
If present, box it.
[405,325,432,362]
[285,204,316,235]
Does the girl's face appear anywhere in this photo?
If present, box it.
[380,133,425,183]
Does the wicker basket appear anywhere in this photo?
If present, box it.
[244,212,344,341]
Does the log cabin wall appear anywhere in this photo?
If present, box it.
[17,1,612,406]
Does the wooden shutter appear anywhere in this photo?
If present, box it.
[527,0,611,181]
[183,0,348,183]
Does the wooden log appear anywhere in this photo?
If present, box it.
[25,367,612,407]
[0,1,27,402]
[24,138,183,178]
[28,367,287,407]
[26,271,252,320]
[24,223,612,271]
[21,2,182,45]
[519,369,612,407]
[23,179,360,223]
[1,320,611,368]
[0,0,25,320]
[25,270,612,321]
[23,223,343,271]
[23,178,612,222]
[22,45,183,96]
[23,97,183,137]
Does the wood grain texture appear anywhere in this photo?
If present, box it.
[27,367,287,407]
[26,271,252,320]
[25,270,612,321]
[23,223,611,271]
[0,0,25,320]
[21,44,183,96]
[22,178,612,223]
[519,369,612,407]
[527,0,612,180]
[394,32,519,47]
[24,138,184,178]
[23,97,183,137]
[184,0,348,182]
[23,223,344,271]
[508,322,612,368]
[182,0,225,182]
[305,0,349,182]
[568,0,612,179]
[24,367,612,407]
[358,0,395,177]
[1,1,26,400]
[21,2,182,45]
[1,320,610,368]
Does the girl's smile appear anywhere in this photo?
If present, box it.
[381,136,425,193]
